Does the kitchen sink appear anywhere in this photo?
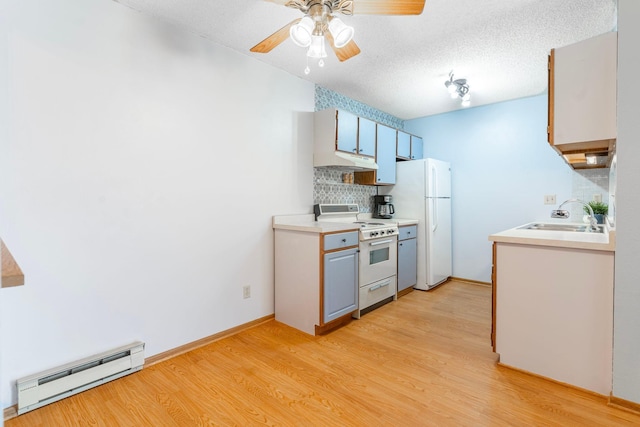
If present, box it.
[517,223,605,233]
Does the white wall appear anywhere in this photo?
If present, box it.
[0,0,7,420]
[0,0,314,408]
[612,0,640,404]
[405,96,572,282]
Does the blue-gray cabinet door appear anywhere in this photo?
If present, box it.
[358,117,376,157]
[398,238,417,291]
[397,131,411,159]
[376,124,397,184]
[411,135,424,160]
[336,110,358,154]
[323,248,359,323]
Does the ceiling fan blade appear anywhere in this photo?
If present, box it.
[326,33,361,62]
[351,0,425,15]
[250,18,301,54]
[264,0,307,11]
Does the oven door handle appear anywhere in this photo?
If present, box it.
[369,239,394,246]
[369,280,392,292]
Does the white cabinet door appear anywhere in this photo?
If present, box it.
[553,32,617,146]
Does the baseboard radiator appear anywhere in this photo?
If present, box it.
[17,341,144,415]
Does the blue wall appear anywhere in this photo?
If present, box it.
[405,95,572,282]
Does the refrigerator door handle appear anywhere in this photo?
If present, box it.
[431,165,438,198]
[431,197,438,232]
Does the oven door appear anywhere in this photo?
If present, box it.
[359,236,398,286]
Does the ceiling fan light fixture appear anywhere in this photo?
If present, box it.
[307,35,327,58]
[290,16,314,47]
[328,17,354,48]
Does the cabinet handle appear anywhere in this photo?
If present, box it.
[399,243,403,246]
[341,238,346,243]
[359,148,363,152]
[352,148,357,152]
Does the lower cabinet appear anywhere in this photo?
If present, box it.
[493,241,614,395]
[397,225,417,295]
[275,228,359,335]
[323,248,359,323]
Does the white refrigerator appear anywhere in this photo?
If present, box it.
[387,158,452,290]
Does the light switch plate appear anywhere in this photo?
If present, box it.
[544,195,556,205]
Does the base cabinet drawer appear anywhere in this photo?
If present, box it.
[324,232,359,251]
[359,276,396,310]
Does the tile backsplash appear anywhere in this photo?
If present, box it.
[313,85,402,212]
[569,168,610,219]
[313,168,378,212]
[315,85,404,129]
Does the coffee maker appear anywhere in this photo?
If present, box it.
[373,195,395,219]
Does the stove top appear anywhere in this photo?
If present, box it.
[314,204,398,240]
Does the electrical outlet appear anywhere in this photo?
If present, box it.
[593,194,602,203]
[243,286,251,299]
[544,194,556,205]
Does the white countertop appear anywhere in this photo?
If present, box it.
[395,218,419,226]
[272,214,419,234]
[489,221,615,252]
[350,213,419,226]
[272,214,360,234]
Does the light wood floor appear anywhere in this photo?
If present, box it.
[7,280,640,426]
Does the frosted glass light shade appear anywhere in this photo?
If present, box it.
[290,16,314,47]
[328,17,354,48]
[307,35,327,58]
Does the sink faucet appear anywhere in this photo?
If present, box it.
[551,198,598,231]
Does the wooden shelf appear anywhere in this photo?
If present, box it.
[1,239,25,288]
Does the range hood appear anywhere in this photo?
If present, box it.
[313,151,378,170]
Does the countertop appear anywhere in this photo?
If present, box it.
[273,214,419,234]
[395,218,419,226]
[273,214,359,233]
[489,221,615,252]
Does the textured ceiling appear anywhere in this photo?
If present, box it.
[114,0,617,120]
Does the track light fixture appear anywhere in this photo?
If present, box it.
[444,71,471,107]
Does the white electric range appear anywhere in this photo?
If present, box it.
[314,204,398,317]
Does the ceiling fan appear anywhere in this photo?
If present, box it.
[250,0,426,63]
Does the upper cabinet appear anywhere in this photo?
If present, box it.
[333,110,375,157]
[356,117,376,157]
[397,131,411,159]
[335,110,359,154]
[314,109,378,169]
[314,109,424,182]
[397,131,423,161]
[410,135,423,160]
[354,123,397,185]
[548,32,617,169]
